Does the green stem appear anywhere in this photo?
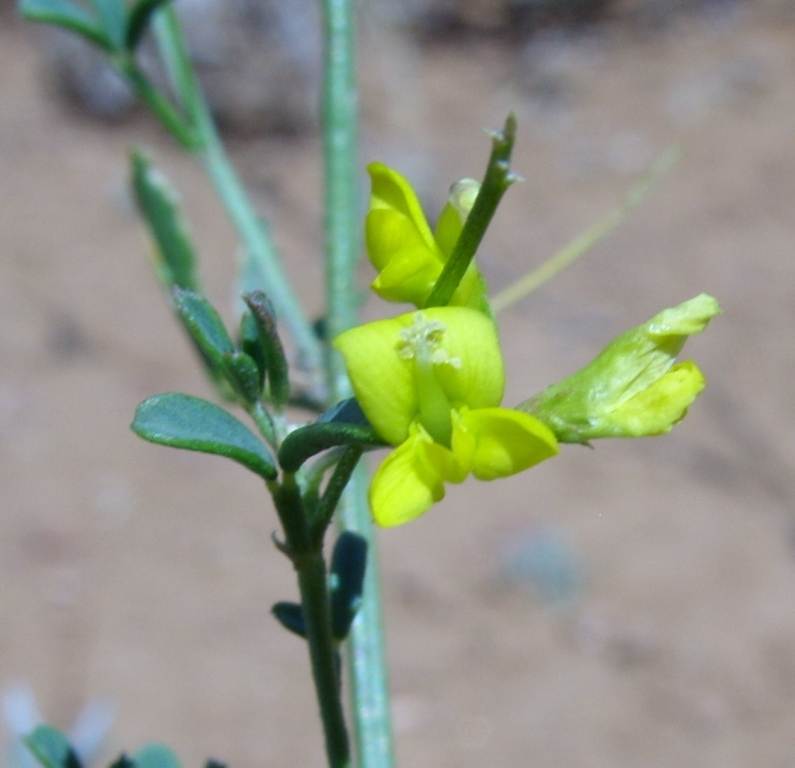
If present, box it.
[490,147,682,312]
[296,551,351,768]
[425,113,518,308]
[149,10,326,395]
[249,400,277,446]
[273,475,351,768]
[320,1,395,766]
[117,57,197,149]
[313,445,364,543]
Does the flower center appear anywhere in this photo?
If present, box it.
[397,313,460,446]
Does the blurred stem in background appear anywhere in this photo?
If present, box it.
[320,1,395,766]
[150,7,326,396]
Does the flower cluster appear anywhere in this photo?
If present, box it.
[334,308,557,526]
[365,163,489,312]
[334,164,721,527]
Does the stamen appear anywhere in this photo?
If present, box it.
[395,313,457,446]
[396,313,461,369]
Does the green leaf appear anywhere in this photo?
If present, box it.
[125,0,171,50]
[131,151,199,293]
[132,393,277,480]
[239,311,267,391]
[171,288,235,371]
[278,417,385,474]
[221,350,262,404]
[317,397,370,427]
[89,0,126,49]
[25,726,82,768]
[18,0,111,49]
[271,601,306,638]
[132,745,182,768]
[329,532,368,640]
[242,291,289,407]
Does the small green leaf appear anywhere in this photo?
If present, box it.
[125,0,171,50]
[172,288,235,371]
[317,397,370,427]
[18,0,111,49]
[89,0,126,49]
[221,350,262,404]
[278,416,385,474]
[330,532,368,640]
[132,745,182,768]
[132,393,277,480]
[271,601,306,638]
[242,292,289,407]
[239,311,267,391]
[131,151,199,293]
[25,726,82,768]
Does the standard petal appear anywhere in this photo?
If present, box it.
[455,407,559,481]
[333,316,418,445]
[370,429,446,527]
[368,220,443,304]
[422,307,505,409]
[367,163,439,264]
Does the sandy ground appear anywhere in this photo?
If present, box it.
[3,4,795,767]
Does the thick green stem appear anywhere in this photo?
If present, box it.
[273,475,351,768]
[320,1,395,767]
[296,552,351,768]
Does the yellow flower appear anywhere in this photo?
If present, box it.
[334,308,558,526]
[518,294,722,443]
[365,163,488,311]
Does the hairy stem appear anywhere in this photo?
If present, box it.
[425,113,518,308]
[320,1,395,766]
[151,9,325,392]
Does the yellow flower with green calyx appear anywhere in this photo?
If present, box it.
[334,307,558,527]
[365,163,489,312]
[518,294,722,444]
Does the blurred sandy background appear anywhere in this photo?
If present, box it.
[3,1,795,765]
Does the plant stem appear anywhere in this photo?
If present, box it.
[490,147,682,312]
[150,10,325,394]
[320,1,395,767]
[296,551,351,768]
[274,475,351,768]
[425,113,518,308]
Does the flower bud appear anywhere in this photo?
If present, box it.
[518,294,721,443]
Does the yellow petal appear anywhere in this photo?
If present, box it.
[423,307,505,409]
[333,315,418,445]
[370,428,446,527]
[367,210,442,304]
[366,164,442,295]
[454,408,559,481]
[591,360,706,438]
